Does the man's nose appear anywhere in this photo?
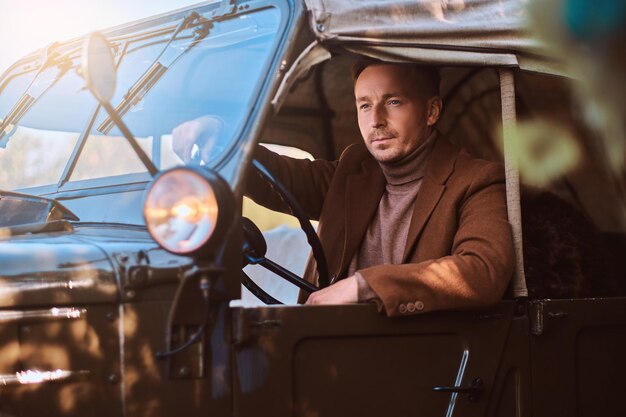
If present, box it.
[370,105,387,128]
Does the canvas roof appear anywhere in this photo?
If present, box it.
[303,0,561,74]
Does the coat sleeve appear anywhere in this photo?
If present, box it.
[245,145,338,220]
[358,162,515,317]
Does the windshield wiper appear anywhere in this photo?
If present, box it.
[97,11,212,134]
[0,43,73,148]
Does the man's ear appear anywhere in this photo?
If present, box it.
[426,96,443,126]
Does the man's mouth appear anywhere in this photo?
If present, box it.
[371,136,394,143]
[369,129,397,144]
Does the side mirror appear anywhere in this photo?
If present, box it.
[82,32,116,103]
[80,31,158,177]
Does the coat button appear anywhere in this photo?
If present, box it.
[399,304,407,314]
[406,302,416,313]
[415,301,424,311]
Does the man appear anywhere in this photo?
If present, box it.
[177,60,514,316]
[247,60,514,316]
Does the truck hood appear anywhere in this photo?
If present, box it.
[0,223,192,308]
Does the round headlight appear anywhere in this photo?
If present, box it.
[144,167,232,255]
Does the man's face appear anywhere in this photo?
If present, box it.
[355,65,438,163]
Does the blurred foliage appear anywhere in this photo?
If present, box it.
[527,0,626,179]
[70,134,151,181]
[0,127,77,189]
[501,120,581,188]
[243,197,303,232]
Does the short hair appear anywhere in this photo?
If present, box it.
[351,58,440,98]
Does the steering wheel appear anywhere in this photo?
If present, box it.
[241,159,331,305]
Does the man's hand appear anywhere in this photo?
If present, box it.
[172,115,223,163]
[305,275,358,305]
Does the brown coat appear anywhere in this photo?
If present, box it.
[247,136,514,316]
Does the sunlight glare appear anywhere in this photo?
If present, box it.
[0,0,201,73]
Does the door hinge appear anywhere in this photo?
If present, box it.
[232,309,281,346]
[530,300,545,335]
[529,300,569,336]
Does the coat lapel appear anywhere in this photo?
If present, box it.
[337,157,386,277]
[402,137,459,262]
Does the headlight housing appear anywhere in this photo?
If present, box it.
[143,166,233,256]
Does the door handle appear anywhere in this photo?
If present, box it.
[433,377,484,402]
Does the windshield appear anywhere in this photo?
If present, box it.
[0,5,282,191]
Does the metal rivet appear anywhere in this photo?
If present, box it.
[106,311,116,322]
[125,290,136,299]
[178,367,190,377]
[279,60,288,72]
[316,23,325,32]
[108,373,119,384]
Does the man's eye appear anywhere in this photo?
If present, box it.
[359,103,370,110]
[388,99,401,105]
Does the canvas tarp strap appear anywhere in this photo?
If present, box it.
[499,68,528,297]
[343,44,519,67]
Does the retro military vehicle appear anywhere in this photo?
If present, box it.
[0,0,624,416]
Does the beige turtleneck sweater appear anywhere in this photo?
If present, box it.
[348,131,437,302]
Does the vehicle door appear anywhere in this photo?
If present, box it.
[231,301,531,417]
[529,298,626,417]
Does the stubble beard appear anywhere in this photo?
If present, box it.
[365,127,404,163]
